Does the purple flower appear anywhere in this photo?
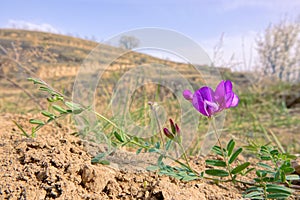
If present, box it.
[163,119,181,142]
[183,80,239,117]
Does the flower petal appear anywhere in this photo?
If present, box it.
[204,100,219,116]
[183,90,193,101]
[197,86,214,101]
[215,80,229,109]
[192,96,206,116]
[225,92,234,108]
[230,93,239,107]
[193,86,215,116]
[215,80,225,99]
[224,80,233,94]
[224,80,235,108]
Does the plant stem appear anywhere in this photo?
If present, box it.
[94,111,123,131]
[129,139,199,175]
[148,102,165,148]
[129,140,150,150]
[31,112,68,135]
[202,175,256,186]
[163,151,199,175]
[211,117,234,182]
[178,142,193,171]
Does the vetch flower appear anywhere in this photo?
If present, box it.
[183,90,193,101]
[163,127,174,140]
[183,80,239,117]
[163,119,181,142]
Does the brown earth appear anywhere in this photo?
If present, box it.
[0,113,250,200]
[1,114,299,200]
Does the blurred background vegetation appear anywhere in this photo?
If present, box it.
[0,17,299,155]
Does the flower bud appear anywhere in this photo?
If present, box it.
[175,123,180,136]
[169,119,176,135]
[163,128,174,140]
[163,119,181,143]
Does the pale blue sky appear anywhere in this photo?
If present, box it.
[1,0,299,69]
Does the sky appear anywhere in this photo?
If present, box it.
[1,0,300,70]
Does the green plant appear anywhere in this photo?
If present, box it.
[204,136,253,184]
[17,77,300,199]
[243,144,298,199]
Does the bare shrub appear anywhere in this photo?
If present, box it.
[119,35,140,50]
[256,19,300,83]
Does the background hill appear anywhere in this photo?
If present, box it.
[0,29,245,112]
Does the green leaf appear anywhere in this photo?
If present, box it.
[159,170,171,175]
[243,191,264,199]
[47,97,55,102]
[157,155,164,167]
[245,186,264,193]
[47,95,64,102]
[266,184,293,195]
[91,153,106,163]
[266,193,291,199]
[254,178,262,183]
[182,175,198,181]
[12,120,31,138]
[132,136,139,142]
[52,104,68,114]
[229,147,242,164]
[256,170,267,177]
[211,145,223,156]
[28,78,44,85]
[136,148,143,155]
[283,153,297,160]
[270,149,279,156]
[155,142,160,149]
[29,119,45,125]
[262,177,275,182]
[260,156,272,160]
[148,148,159,153]
[243,167,255,176]
[165,139,172,151]
[65,101,80,109]
[231,162,250,174]
[286,174,300,181]
[97,160,110,165]
[281,167,295,174]
[113,131,124,143]
[257,162,273,170]
[39,86,52,93]
[65,101,83,114]
[260,145,268,151]
[41,111,55,119]
[205,159,226,167]
[226,139,235,157]
[205,169,229,177]
[46,118,55,123]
